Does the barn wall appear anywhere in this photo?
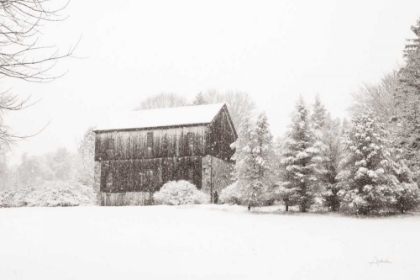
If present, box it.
[99,156,202,193]
[93,161,101,204]
[95,125,208,161]
[207,106,237,161]
[201,155,234,201]
[101,192,154,206]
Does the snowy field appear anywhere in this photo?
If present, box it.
[0,205,419,280]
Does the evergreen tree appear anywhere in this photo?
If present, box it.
[251,113,275,206]
[399,18,420,95]
[321,115,343,211]
[278,97,323,212]
[231,116,253,206]
[337,112,398,214]
[311,94,327,131]
[396,18,420,182]
[310,95,329,198]
[192,92,207,105]
[231,113,274,210]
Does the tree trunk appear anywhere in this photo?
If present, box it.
[285,201,288,212]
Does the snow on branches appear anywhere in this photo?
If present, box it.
[337,112,420,214]
[231,113,274,209]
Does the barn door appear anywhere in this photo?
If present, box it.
[106,170,113,192]
[101,161,114,192]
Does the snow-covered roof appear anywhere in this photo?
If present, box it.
[95,103,226,132]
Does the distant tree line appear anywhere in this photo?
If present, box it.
[135,90,256,134]
[0,127,95,190]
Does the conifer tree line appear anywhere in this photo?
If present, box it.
[223,93,420,215]
[223,18,420,215]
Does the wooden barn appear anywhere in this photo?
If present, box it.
[93,103,237,206]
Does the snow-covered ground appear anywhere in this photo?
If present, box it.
[0,205,419,280]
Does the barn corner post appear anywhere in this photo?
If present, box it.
[210,155,213,203]
[92,130,102,205]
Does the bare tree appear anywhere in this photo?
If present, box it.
[194,89,256,130]
[135,92,190,110]
[136,90,256,132]
[350,70,400,123]
[0,0,76,146]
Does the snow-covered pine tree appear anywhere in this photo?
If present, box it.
[310,95,329,203]
[321,114,343,211]
[395,18,420,182]
[192,92,207,105]
[231,113,274,210]
[251,112,275,206]
[311,94,327,131]
[231,116,254,207]
[278,97,323,212]
[337,112,398,215]
[399,18,420,95]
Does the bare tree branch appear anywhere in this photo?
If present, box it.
[0,0,75,146]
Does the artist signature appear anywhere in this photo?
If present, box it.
[369,256,392,266]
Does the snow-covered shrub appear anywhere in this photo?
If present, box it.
[394,183,420,213]
[337,113,404,215]
[0,181,97,207]
[153,180,209,205]
[190,190,210,204]
[219,182,244,205]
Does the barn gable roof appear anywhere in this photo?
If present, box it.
[95,103,227,132]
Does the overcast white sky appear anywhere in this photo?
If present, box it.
[3,0,420,165]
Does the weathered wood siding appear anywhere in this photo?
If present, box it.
[207,106,237,161]
[94,106,237,199]
[99,157,202,193]
[95,125,208,161]
[100,192,154,206]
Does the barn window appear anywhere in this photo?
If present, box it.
[147,132,153,149]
